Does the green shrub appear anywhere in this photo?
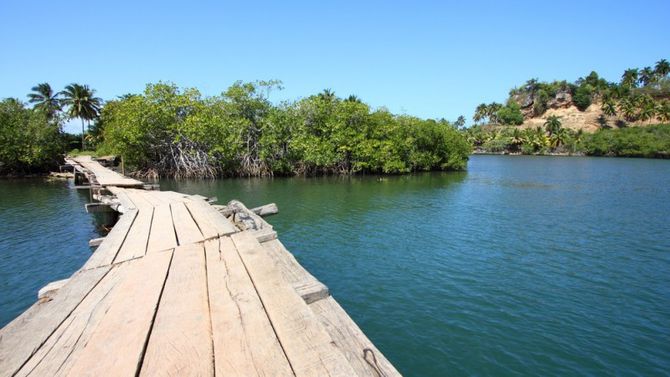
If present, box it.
[573,85,592,111]
[497,103,524,125]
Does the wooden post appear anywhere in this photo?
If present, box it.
[121,155,125,176]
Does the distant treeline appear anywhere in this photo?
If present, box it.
[0,81,471,177]
[465,122,670,158]
[97,82,471,178]
[472,58,670,126]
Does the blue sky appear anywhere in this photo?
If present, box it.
[1,0,669,133]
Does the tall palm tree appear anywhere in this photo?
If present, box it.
[544,115,562,136]
[602,99,617,117]
[344,95,361,103]
[619,98,638,121]
[621,68,639,88]
[318,89,336,102]
[27,83,61,121]
[486,102,502,125]
[473,103,487,124]
[655,59,670,78]
[639,66,656,87]
[60,83,102,150]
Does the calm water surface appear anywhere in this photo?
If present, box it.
[2,156,670,376]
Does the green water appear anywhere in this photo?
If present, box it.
[2,156,670,375]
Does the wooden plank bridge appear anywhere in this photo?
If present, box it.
[0,157,401,377]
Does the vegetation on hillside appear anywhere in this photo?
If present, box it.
[465,116,670,158]
[473,59,670,126]
[98,82,471,178]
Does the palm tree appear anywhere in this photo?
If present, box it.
[619,97,637,121]
[486,102,502,125]
[473,103,487,124]
[550,127,570,149]
[602,99,617,117]
[639,66,656,87]
[27,83,61,121]
[318,89,336,102]
[544,115,562,136]
[638,97,657,124]
[656,100,670,122]
[451,115,465,129]
[344,95,361,103]
[655,59,670,78]
[621,68,639,88]
[60,83,102,150]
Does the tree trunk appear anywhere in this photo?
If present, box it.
[81,118,86,151]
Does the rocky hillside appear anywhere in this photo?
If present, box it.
[473,59,670,132]
[520,102,621,132]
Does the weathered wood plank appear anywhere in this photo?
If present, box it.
[205,238,294,377]
[83,210,137,270]
[309,296,402,377]
[72,157,143,187]
[65,250,173,377]
[262,239,330,304]
[0,267,110,377]
[231,231,356,377]
[188,199,238,236]
[184,201,219,240]
[185,200,235,239]
[37,279,69,300]
[140,244,212,376]
[15,262,133,377]
[171,202,203,245]
[147,204,178,253]
[139,190,168,207]
[124,190,153,211]
[114,206,154,263]
[107,186,136,211]
[160,191,192,203]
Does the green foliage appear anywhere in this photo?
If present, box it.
[496,103,524,125]
[0,99,63,174]
[581,124,670,158]
[60,83,102,151]
[573,85,592,111]
[99,81,472,177]
[491,59,669,122]
[544,115,562,135]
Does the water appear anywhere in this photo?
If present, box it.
[1,156,669,376]
[0,179,103,326]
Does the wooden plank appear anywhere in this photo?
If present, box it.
[205,238,294,377]
[171,202,203,245]
[15,262,134,377]
[262,239,330,304]
[114,206,154,263]
[0,267,110,377]
[65,250,173,377]
[309,296,402,377]
[37,279,69,300]
[83,210,137,270]
[231,232,356,377]
[147,204,178,253]
[107,186,136,211]
[140,244,212,376]
[124,190,153,210]
[184,201,221,240]
[188,199,238,236]
[140,190,168,206]
[160,191,192,203]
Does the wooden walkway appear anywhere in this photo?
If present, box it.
[0,158,401,377]
[66,156,144,188]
